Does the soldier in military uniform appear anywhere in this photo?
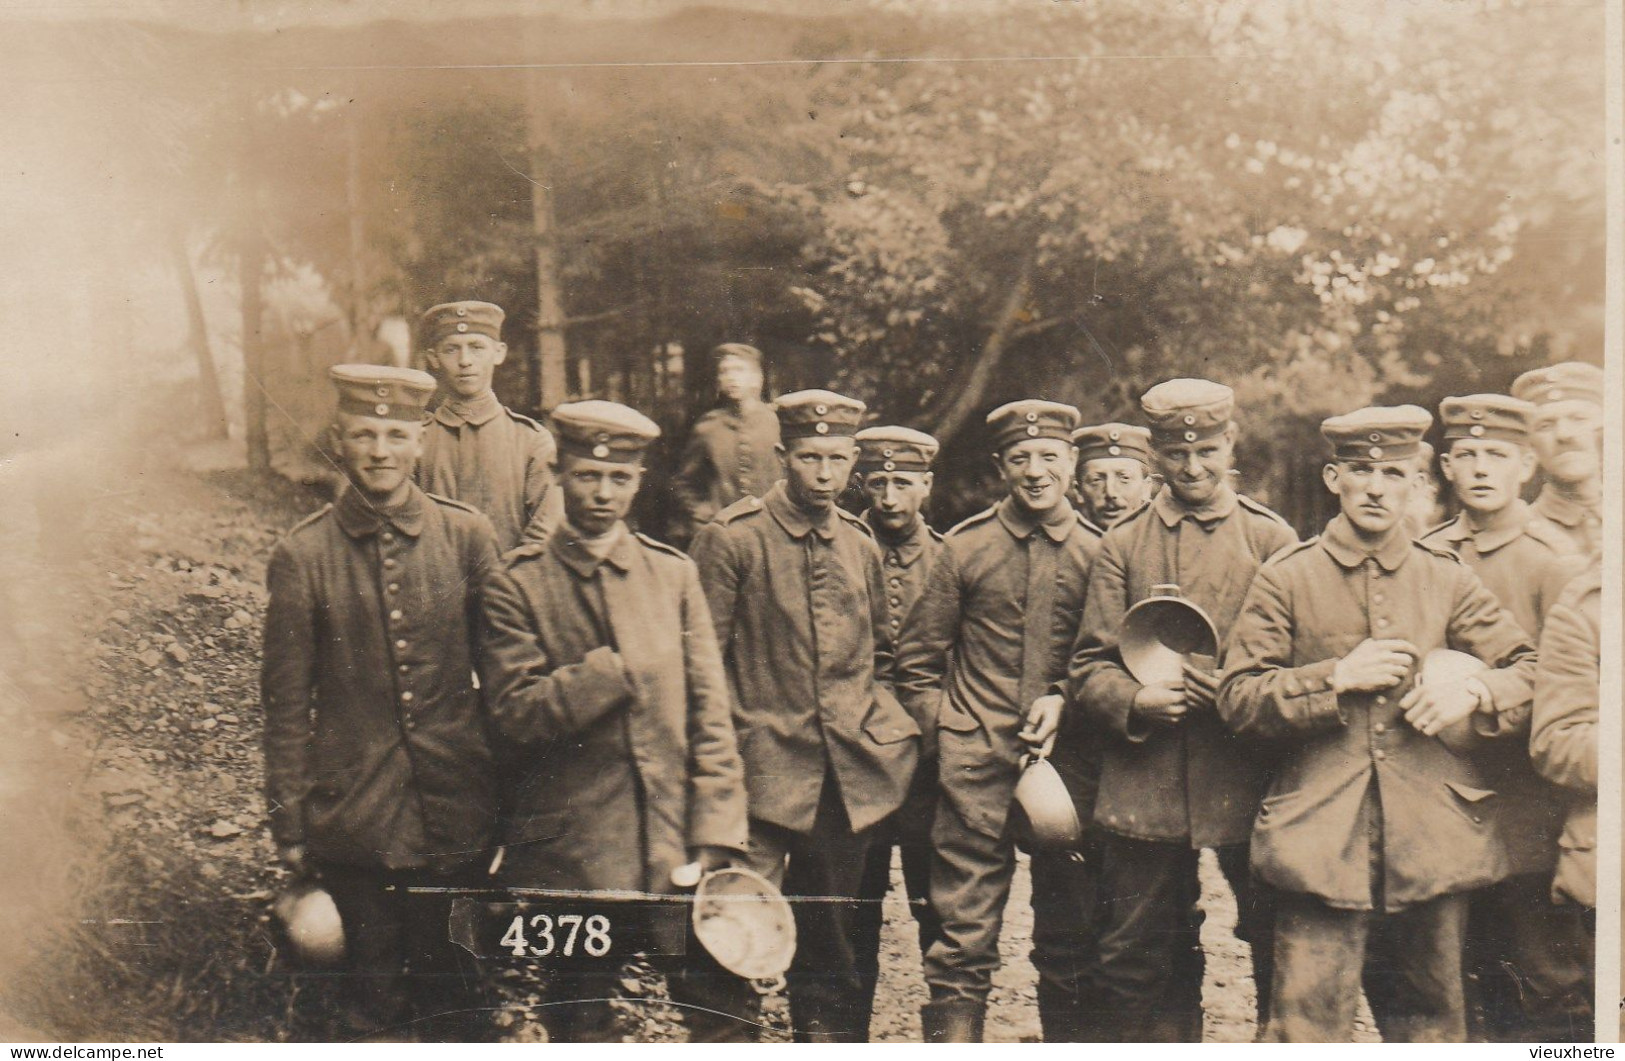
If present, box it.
[1420,394,1592,1041]
[1532,562,1599,925]
[1219,406,1538,1042]
[1067,379,1296,1041]
[847,425,945,1038]
[1072,422,1156,530]
[478,401,757,1043]
[262,365,499,1040]
[691,390,920,1042]
[416,301,562,552]
[672,343,782,546]
[895,400,1096,1042]
[1512,361,1603,557]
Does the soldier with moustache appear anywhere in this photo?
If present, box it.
[672,343,782,547]
[1420,394,1592,1041]
[1219,406,1538,1042]
[262,366,499,1040]
[1072,422,1158,531]
[895,400,1096,1042]
[478,401,756,1043]
[1512,361,1604,557]
[847,425,946,1038]
[1066,380,1296,1041]
[691,390,920,1042]
[416,301,562,552]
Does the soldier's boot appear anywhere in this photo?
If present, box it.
[1036,979,1081,1042]
[790,992,867,1043]
[921,999,986,1043]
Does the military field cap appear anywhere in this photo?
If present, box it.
[856,425,939,473]
[986,399,1082,452]
[421,301,505,345]
[553,400,661,463]
[1510,361,1603,409]
[775,389,866,439]
[1141,378,1234,446]
[713,342,764,368]
[1440,394,1533,444]
[1321,405,1433,462]
[329,364,437,421]
[1072,422,1153,465]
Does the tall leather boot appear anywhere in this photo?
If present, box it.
[921,999,986,1043]
[1037,979,1081,1042]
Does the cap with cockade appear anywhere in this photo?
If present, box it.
[775,390,866,439]
[1439,394,1534,444]
[1320,405,1433,462]
[1510,361,1603,409]
[986,399,1082,452]
[1072,422,1153,465]
[713,342,764,368]
[421,301,505,346]
[552,400,661,464]
[856,426,939,474]
[1141,378,1234,447]
[330,364,437,421]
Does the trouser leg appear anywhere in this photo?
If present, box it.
[1266,890,1367,1042]
[663,911,764,1044]
[314,861,414,1038]
[920,799,1016,1020]
[1092,834,1202,1041]
[850,823,897,1039]
[1217,842,1274,1035]
[1466,874,1594,1042]
[397,864,491,1041]
[1363,892,1469,1043]
[1029,833,1106,1041]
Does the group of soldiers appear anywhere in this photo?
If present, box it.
[260,299,1603,1043]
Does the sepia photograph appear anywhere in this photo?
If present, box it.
[0,0,1615,1046]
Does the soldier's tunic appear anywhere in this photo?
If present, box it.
[672,401,781,544]
[1422,502,1593,1040]
[852,511,944,1037]
[1531,565,1600,910]
[691,480,919,1039]
[895,498,1097,1005]
[1066,484,1295,1039]
[417,390,561,552]
[261,483,498,1031]
[1218,516,1537,1042]
[479,522,756,1041]
[1530,485,1602,558]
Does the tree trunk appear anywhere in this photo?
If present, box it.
[346,103,366,340]
[526,74,569,413]
[926,253,1038,446]
[170,226,229,440]
[241,233,269,471]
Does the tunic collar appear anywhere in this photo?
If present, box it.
[995,495,1076,543]
[1153,482,1238,530]
[867,511,928,566]
[433,390,502,428]
[1440,499,1533,556]
[334,482,426,539]
[551,520,634,577]
[765,480,836,541]
[1320,514,1411,572]
[1533,485,1598,529]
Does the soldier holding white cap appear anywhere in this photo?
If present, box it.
[1511,361,1604,556]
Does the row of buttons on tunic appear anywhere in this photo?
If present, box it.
[381,530,418,730]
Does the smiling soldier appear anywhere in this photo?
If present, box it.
[1512,361,1603,557]
[478,400,754,1043]
[1219,405,1537,1042]
[262,365,499,1040]
[1066,379,1296,1041]
[416,301,562,552]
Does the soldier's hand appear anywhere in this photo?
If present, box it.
[277,843,308,876]
[1330,639,1419,694]
[1181,661,1219,711]
[1400,679,1481,737]
[1131,680,1188,727]
[1019,694,1064,759]
[693,845,735,873]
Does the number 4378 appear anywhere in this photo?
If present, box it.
[500,913,613,958]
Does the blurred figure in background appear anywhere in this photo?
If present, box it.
[672,343,781,548]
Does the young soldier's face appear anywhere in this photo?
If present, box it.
[1439,438,1536,517]
[862,470,932,535]
[1153,427,1235,509]
[559,454,642,537]
[1324,458,1414,537]
[779,436,857,511]
[1078,456,1154,527]
[427,333,508,399]
[716,355,764,403]
[1528,402,1602,486]
[333,412,423,500]
[996,438,1078,519]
